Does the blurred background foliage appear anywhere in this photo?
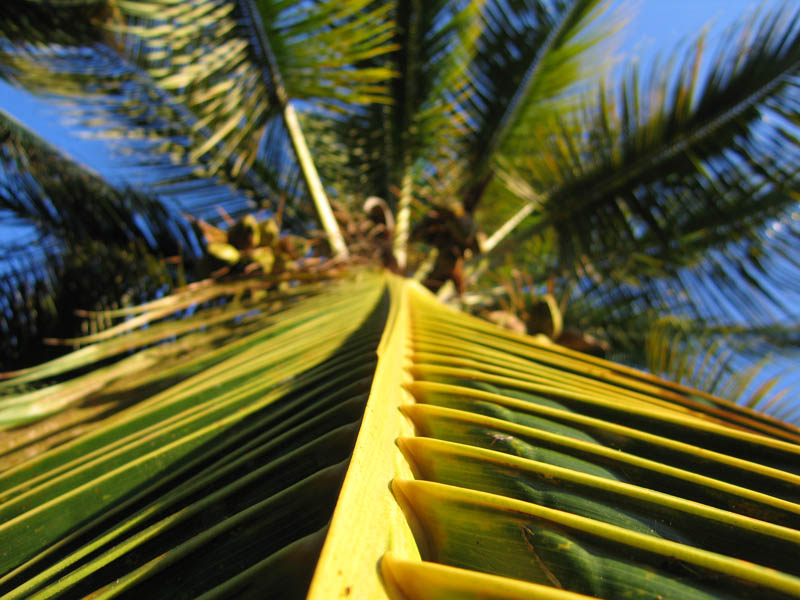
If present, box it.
[0,0,798,419]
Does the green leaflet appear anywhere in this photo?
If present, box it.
[393,479,800,599]
[403,402,800,531]
[406,380,800,502]
[399,436,800,575]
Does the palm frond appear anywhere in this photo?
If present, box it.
[0,108,197,249]
[501,6,800,291]
[0,241,184,371]
[1,1,283,224]
[255,0,397,108]
[455,249,800,429]
[2,0,800,591]
[645,317,800,426]
[303,0,611,268]
[0,265,351,426]
[407,0,615,288]
[387,0,484,266]
[0,274,386,598]
[299,0,483,203]
[242,0,398,255]
[110,0,278,182]
[4,275,800,599]
[0,1,106,48]
[0,107,199,368]
[462,0,612,193]
[278,0,485,265]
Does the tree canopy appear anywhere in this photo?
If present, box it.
[0,0,798,409]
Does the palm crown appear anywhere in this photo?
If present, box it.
[1,0,799,403]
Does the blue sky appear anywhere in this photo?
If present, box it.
[615,0,769,54]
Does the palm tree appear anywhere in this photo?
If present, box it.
[1,0,799,597]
